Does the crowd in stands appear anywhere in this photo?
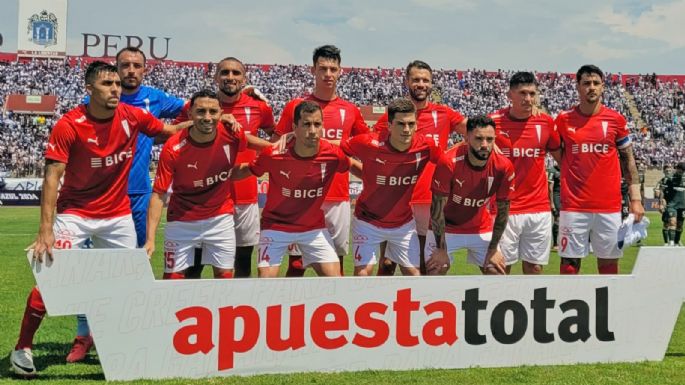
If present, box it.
[0,59,683,177]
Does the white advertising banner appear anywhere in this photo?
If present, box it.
[17,0,68,57]
[30,247,685,381]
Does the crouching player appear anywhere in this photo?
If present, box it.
[232,100,356,277]
[425,116,515,275]
[145,90,248,279]
[341,98,441,276]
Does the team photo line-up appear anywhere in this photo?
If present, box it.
[10,43,649,376]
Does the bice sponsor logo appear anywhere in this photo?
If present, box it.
[376,174,419,186]
[172,287,615,371]
[571,143,609,154]
[511,147,541,158]
[281,187,324,198]
[90,149,133,168]
[323,128,343,140]
[452,194,489,207]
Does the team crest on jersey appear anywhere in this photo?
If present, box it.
[245,107,251,125]
[121,120,131,138]
[415,153,423,170]
[601,121,608,139]
[431,110,438,128]
[320,163,327,183]
[535,125,542,144]
[487,176,494,194]
[223,145,232,163]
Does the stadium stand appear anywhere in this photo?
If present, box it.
[1,58,684,177]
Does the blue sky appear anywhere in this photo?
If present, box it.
[1,0,684,74]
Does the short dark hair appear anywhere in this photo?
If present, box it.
[312,45,341,65]
[115,46,146,64]
[294,100,322,124]
[216,56,246,74]
[190,89,219,107]
[466,115,496,132]
[85,61,118,85]
[387,98,416,123]
[405,60,432,79]
[676,162,685,171]
[576,64,604,83]
[509,71,537,88]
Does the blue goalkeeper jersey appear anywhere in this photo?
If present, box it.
[84,86,185,194]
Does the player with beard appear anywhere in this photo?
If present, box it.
[373,60,466,275]
[174,58,274,278]
[425,115,515,275]
[554,64,644,275]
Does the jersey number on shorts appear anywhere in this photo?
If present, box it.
[164,251,175,269]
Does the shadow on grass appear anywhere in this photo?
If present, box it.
[2,342,105,381]
[666,352,685,357]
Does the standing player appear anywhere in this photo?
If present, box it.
[233,101,352,278]
[425,116,515,275]
[341,98,441,276]
[373,60,466,275]
[11,62,184,377]
[489,72,560,274]
[664,162,685,246]
[272,45,370,276]
[174,57,274,277]
[145,90,247,279]
[655,164,674,245]
[554,64,644,275]
[115,47,187,247]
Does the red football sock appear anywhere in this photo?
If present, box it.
[16,287,46,350]
[560,263,580,275]
[598,262,618,275]
[215,271,234,279]
[163,272,186,279]
[285,255,306,277]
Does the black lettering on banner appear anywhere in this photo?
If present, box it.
[595,287,615,342]
[462,289,487,345]
[531,288,555,343]
[490,300,527,344]
[558,300,591,342]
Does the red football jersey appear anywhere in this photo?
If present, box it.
[174,93,274,205]
[46,104,164,219]
[490,108,560,214]
[431,144,515,234]
[341,132,441,228]
[555,106,631,212]
[374,102,465,204]
[153,125,246,222]
[275,95,369,202]
[249,140,350,232]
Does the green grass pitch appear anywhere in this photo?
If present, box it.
[1,207,684,384]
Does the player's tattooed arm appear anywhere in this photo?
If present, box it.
[425,193,450,275]
[230,163,253,181]
[144,192,165,258]
[483,200,509,275]
[618,144,645,221]
[29,160,66,262]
